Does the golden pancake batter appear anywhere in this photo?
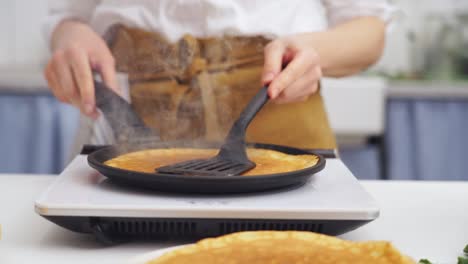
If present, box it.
[105,148,319,176]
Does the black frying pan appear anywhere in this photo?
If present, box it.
[87,79,327,194]
[88,141,326,194]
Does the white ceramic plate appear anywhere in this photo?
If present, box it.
[127,245,189,264]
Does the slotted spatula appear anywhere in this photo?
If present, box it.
[156,86,269,176]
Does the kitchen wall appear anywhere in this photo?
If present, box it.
[373,0,468,77]
[0,0,49,71]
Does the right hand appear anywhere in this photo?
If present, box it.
[44,20,118,119]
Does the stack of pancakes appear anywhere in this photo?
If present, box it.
[146,231,415,264]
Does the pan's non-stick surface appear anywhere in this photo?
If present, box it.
[87,142,326,194]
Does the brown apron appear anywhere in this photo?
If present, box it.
[105,25,336,150]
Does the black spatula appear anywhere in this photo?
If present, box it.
[93,78,159,144]
[157,86,269,176]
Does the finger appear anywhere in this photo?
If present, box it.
[279,66,321,100]
[95,55,120,95]
[262,41,286,85]
[275,95,309,104]
[67,47,96,117]
[269,51,318,99]
[45,62,67,103]
[51,51,81,108]
[45,63,69,103]
[274,82,318,104]
[274,67,321,104]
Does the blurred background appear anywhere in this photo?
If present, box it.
[1,0,468,180]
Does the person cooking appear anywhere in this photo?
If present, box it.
[43,0,393,153]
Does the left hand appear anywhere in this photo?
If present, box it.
[262,33,322,104]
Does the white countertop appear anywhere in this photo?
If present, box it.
[1,175,467,264]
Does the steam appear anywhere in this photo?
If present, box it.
[105,24,270,150]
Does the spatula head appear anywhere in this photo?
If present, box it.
[157,86,268,177]
[156,156,255,176]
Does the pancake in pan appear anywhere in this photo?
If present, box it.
[104,148,319,176]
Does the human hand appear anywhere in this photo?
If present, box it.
[262,33,322,104]
[44,20,118,119]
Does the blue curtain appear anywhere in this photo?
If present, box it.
[339,145,380,180]
[0,93,79,174]
[340,98,468,181]
[385,98,468,181]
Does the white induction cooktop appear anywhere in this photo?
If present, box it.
[34,155,379,241]
[36,155,378,220]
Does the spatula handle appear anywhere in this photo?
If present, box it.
[225,86,269,140]
[237,86,269,130]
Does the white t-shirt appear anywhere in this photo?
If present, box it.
[44,0,394,149]
[45,0,394,42]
